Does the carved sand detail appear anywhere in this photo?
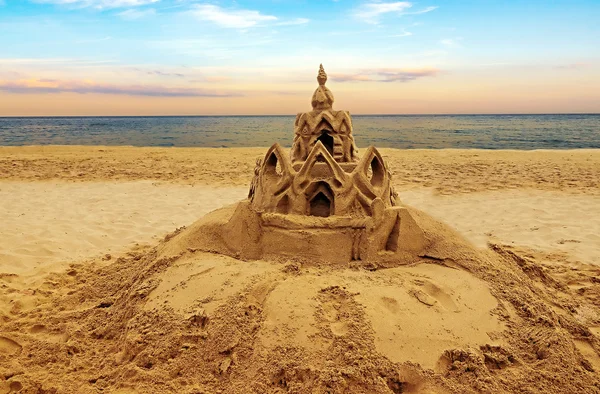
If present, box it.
[250,65,397,218]
[162,66,425,264]
[291,64,359,163]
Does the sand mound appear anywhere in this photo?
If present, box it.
[1,201,599,393]
[157,200,481,268]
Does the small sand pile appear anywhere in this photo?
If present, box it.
[0,204,599,393]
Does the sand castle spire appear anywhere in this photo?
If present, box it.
[291,64,359,163]
[317,63,327,86]
[311,64,334,111]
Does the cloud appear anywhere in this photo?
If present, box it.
[557,62,591,70]
[354,2,437,24]
[204,76,231,83]
[0,71,22,78]
[331,67,439,82]
[389,30,412,37]
[275,18,310,26]
[440,38,458,47]
[0,57,116,65]
[410,6,438,14]
[31,0,159,9]
[142,69,185,78]
[330,74,374,82]
[117,8,156,19]
[189,4,277,29]
[0,79,240,97]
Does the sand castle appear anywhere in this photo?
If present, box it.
[172,65,427,264]
[249,64,395,216]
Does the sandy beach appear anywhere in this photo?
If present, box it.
[1,146,599,269]
[1,146,600,393]
[2,0,599,390]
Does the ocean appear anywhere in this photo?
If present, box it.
[0,114,599,149]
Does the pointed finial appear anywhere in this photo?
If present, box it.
[317,64,327,86]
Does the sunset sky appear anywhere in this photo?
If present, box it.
[0,0,599,116]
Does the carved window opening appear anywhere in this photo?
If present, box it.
[307,182,334,217]
[368,156,384,187]
[310,192,332,217]
[265,152,283,179]
[316,132,334,160]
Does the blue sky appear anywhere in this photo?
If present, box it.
[0,0,598,115]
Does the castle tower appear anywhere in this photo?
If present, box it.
[291,64,359,163]
[248,65,398,219]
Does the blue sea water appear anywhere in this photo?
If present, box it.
[0,114,598,149]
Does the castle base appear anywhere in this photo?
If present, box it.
[161,200,429,266]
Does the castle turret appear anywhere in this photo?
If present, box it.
[291,65,359,163]
[249,65,398,219]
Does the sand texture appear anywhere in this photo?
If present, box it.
[1,146,600,393]
[1,146,599,194]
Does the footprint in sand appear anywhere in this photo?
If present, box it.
[0,336,22,356]
[409,280,459,311]
[381,296,400,313]
[321,300,350,336]
[318,287,353,337]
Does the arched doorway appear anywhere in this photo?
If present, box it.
[306,181,334,217]
[316,132,334,158]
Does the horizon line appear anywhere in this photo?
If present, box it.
[1,113,599,118]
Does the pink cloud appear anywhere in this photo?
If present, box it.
[331,68,440,83]
[0,79,241,97]
[556,62,591,70]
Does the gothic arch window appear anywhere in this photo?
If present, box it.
[306,181,334,217]
[316,132,334,158]
[264,151,283,181]
[368,156,385,188]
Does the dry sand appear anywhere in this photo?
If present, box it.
[0,181,247,275]
[1,146,600,393]
[1,146,599,193]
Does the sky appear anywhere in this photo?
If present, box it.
[0,0,599,116]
